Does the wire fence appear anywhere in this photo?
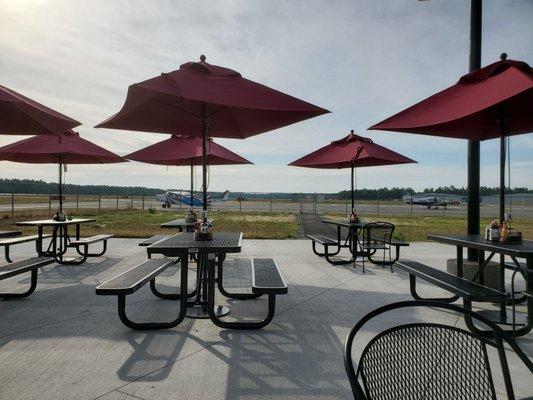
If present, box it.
[2,183,532,221]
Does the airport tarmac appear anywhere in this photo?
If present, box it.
[2,198,533,219]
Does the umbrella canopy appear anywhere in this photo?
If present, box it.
[125,134,252,207]
[97,55,329,211]
[0,84,80,135]
[289,130,416,209]
[125,134,252,166]
[370,54,533,221]
[0,130,125,211]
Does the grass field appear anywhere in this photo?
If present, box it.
[324,213,533,242]
[0,209,300,239]
[2,208,532,241]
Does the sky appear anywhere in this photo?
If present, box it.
[0,0,532,193]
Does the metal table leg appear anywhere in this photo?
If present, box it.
[186,251,229,319]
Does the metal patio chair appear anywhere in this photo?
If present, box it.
[344,300,533,400]
[358,222,395,272]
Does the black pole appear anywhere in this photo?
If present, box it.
[190,161,194,208]
[58,156,63,212]
[499,121,507,223]
[467,0,482,261]
[351,164,354,211]
[201,103,208,212]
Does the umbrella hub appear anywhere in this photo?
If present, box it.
[332,130,373,144]
[180,55,241,78]
[459,54,532,84]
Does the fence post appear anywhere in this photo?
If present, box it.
[377,191,380,216]
[239,193,242,212]
[76,194,79,214]
[116,194,119,211]
[48,184,52,213]
[269,193,272,212]
[410,194,413,217]
[98,193,101,212]
[345,199,348,214]
[299,193,303,213]
[142,194,145,210]
[130,196,133,209]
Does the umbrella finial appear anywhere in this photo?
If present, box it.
[200,55,206,63]
[350,129,354,134]
[500,53,507,61]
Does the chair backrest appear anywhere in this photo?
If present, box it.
[344,301,533,400]
[360,222,394,246]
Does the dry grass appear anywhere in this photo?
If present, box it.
[0,209,299,239]
[323,213,533,242]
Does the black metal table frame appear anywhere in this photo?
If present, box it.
[23,221,94,265]
[320,220,370,265]
[146,233,259,322]
[428,234,533,338]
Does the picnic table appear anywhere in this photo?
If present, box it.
[16,218,96,264]
[320,219,365,264]
[0,230,22,239]
[428,234,533,337]
[160,218,214,232]
[148,231,242,318]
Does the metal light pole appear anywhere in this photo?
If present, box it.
[467,0,482,261]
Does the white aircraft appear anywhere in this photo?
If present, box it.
[403,195,448,210]
[156,190,230,208]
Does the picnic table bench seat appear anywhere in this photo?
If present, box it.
[207,258,288,330]
[0,234,52,263]
[68,234,113,264]
[0,256,54,299]
[307,234,340,257]
[138,234,171,247]
[96,258,188,330]
[396,260,507,303]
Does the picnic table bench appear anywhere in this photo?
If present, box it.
[0,230,22,239]
[95,258,188,330]
[138,234,171,247]
[0,234,52,263]
[396,260,508,337]
[69,234,114,264]
[206,257,287,330]
[0,257,54,299]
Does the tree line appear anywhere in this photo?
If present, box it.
[0,179,531,199]
[0,179,163,196]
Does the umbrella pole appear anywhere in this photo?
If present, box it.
[499,121,507,223]
[58,156,63,213]
[190,161,194,208]
[351,164,354,212]
[201,104,208,212]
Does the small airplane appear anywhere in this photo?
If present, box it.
[156,190,230,208]
[403,195,448,210]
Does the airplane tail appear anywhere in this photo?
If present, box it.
[221,190,230,201]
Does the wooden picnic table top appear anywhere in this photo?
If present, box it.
[16,218,96,227]
[428,234,533,258]
[0,230,22,238]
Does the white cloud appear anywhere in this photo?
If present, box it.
[0,0,532,191]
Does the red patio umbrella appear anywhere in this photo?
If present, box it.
[1,84,80,135]
[370,54,533,222]
[0,130,125,211]
[289,130,416,210]
[96,55,329,212]
[125,134,252,207]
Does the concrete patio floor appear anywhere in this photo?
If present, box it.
[0,238,531,400]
